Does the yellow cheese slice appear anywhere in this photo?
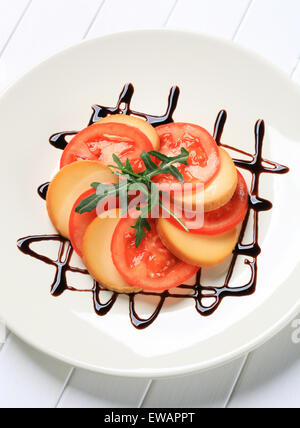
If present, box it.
[173,148,238,212]
[82,212,141,293]
[95,114,160,150]
[46,160,117,238]
[157,217,239,267]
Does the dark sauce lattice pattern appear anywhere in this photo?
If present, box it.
[17,84,289,329]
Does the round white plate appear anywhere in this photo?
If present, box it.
[0,29,300,378]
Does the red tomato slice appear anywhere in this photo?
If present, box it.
[69,189,97,257]
[168,171,248,235]
[153,123,220,190]
[111,218,198,291]
[60,122,154,172]
[69,189,119,257]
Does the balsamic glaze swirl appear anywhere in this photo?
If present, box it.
[17,84,289,329]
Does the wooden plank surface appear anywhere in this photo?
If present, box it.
[166,0,251,39]
[57,370,150,408]
[235,0,300,72]
[0,334,71,408]
[228,317,300,408]
[0,0,30,55]
[142,358,247,408]
[292,60,300,82]
[0,319,7,350]
[86,0,177,38]
[0,0,103,92]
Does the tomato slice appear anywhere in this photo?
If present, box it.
[168,171,248,235]
[111,218,198,291]
[60,122,154,172]
[69,189,119,257]
[69,189,97,257]
[153,123,220,190]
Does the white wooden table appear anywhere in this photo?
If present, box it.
[0,0,300,409]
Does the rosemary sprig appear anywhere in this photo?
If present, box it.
[75,148,189,247]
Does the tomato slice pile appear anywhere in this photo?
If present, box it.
[56,115,248,292]
[111,218,198,291]
[60,122,153,172]
[167,171,248,235]
[153,123,220,190]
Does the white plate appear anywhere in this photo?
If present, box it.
[0,29,300,378]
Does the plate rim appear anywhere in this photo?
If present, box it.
[4,301,300,378]
[2,27,300,100]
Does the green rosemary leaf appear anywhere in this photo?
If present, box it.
[140,150,157,171]
[131,216,151,248]
[112,171,125,178]
[144,218,151,231]
[147,148,189,180]
[150,147,189,166]
[90,182,114,192]
[125,158,134,173]
[148,150,169,162]
[167,165,185,183]
[148,183,160,212]
[112,154,124,169]
[75,194,101,214]
[90,182,101,189]
[159,200,189,233]
[128,182,149,196]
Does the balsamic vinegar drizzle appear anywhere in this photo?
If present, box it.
[89,83,180,127]
[49,83,180,151]
[17,235,86,296]
[17,84,289,329]
[17,235,118,315]
[49,131,78,151]
[37,182,49,200]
